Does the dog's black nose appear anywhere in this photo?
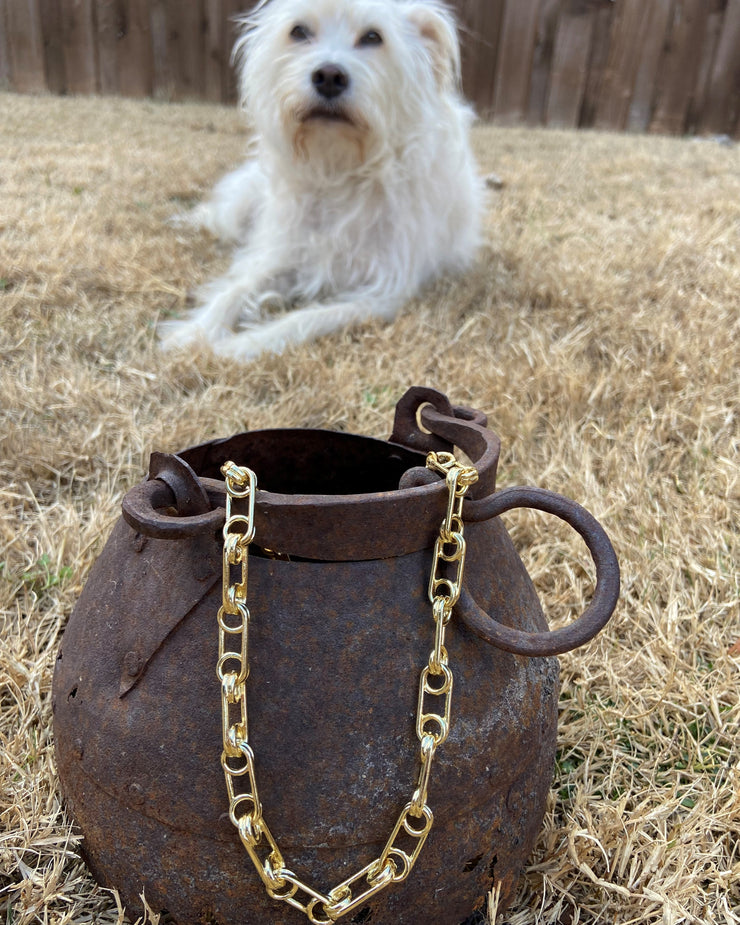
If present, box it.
[312,64,350,100]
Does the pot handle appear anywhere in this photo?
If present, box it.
[458,487,620,656]
[122,453,225,538]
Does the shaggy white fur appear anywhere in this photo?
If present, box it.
[160,0,483,360]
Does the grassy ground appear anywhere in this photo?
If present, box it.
[0,92,738,925]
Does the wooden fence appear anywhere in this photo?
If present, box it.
[1,0,739,136]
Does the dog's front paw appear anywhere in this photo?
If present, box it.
[211,325,287,361]
[211,333,266,362]
[158,317,213,352]
[166,202,212,233]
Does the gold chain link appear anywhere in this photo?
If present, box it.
[218,450,478,923]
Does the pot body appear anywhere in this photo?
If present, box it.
[53,411,560,925]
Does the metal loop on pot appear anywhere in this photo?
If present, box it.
[122,473,225,538]
[457,486,620,656]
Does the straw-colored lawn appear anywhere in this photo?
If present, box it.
[1,92,738,924]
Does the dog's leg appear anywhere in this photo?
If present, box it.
[158,285,253,351]
[212,294,405,361]
[170,160,263,245]
[159,252,283,351]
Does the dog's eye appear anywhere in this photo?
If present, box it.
[290,24,311,42]
[357,29,383,47]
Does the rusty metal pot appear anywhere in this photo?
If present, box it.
[52,386,619,925]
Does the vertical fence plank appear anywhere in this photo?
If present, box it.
[576,3,613,127]
[456,0,505,120]
[0,1,11,89]
[475,0,506,118]
[528,0,560,126]
[221,0,241,104]
[493,0,542,123]
[688,6,724,134]
[223,0,259,103]
[149,0,206,101]
[203,0,224,102]
[700,0,740,136]
[650,0,709,134]
[594,0,653,131]
[457,0,480,98]
[5,0,47,92]
[150,0,172,99]
[39,0,66,94]
[59,0,98,94]
[95,0,120,94]
[625,0,672,132]
[116,0,152,97]
[166,0,204,100]
[205,0,254,104]
[545,0,596,129]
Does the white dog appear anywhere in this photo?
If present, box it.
[160,0,482,360]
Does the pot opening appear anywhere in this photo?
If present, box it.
[180,429,429,497]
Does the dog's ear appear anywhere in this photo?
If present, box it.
[405,2,462,91]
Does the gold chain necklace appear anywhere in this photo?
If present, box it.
[217,451,478,923]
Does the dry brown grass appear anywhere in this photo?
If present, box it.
[1,91,738,925]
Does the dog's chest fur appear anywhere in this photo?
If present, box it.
[262,171,405,293]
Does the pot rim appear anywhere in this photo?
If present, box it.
[122,402,501,561]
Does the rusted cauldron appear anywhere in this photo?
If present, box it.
[53,387,619,925]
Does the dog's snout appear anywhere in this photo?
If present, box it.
[312,64,350,100]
